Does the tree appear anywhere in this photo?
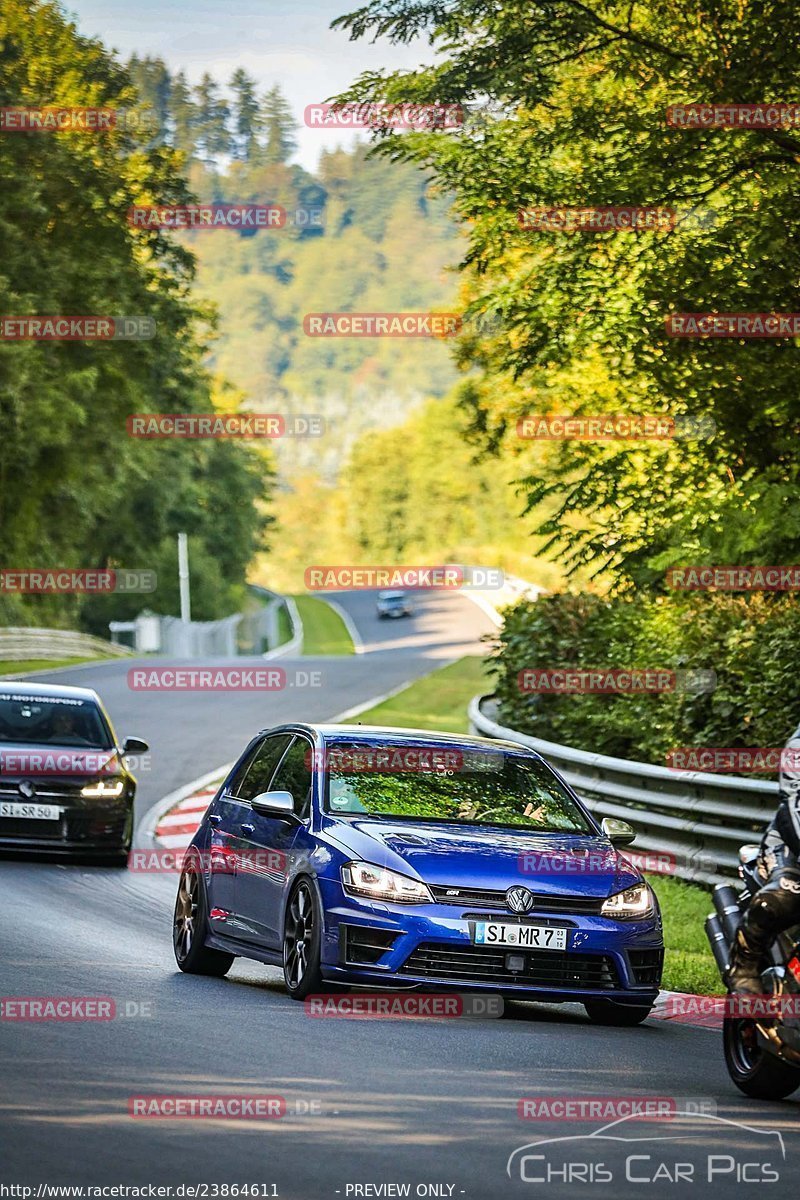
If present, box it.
[194,72,231,165]
[170,69,197,158]
[261,85,297,164]
[230,68,262,161]
[0,1,273,630]
[127,54,171,145]
[333,0,800,588]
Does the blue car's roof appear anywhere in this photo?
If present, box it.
[260,722,540,758]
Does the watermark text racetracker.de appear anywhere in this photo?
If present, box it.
[304,565,504,590]
[128,1095,324,1120]
[0,996,154,1020]
[667,564,800,591]
[517,848,681,876]
[666,747,800,773]
[665,312,800,338]
[517,667,716,695]
[304,102,463,129]
[515,413,716,440]
[304,992,503,1019]
[128,204,326,231]
[666,103,800,128]
[0,106,157,133]
[127,667,323,691]
[0,317,155,340]
[129,848,288,876]
[127,414,325,439]
[0,569,155,594]
[518,1095,717,1121]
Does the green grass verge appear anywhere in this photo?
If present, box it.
[649,875,722,995]
[275,603,293,649]
[0,656,108,676]
[292,595,355,656]
[345,655,490,733]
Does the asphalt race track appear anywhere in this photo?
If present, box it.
[1,590,796,1199]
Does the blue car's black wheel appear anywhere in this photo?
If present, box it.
[283,879,323,1000]
[173,855,234,977]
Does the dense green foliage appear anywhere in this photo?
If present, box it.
[490,592,800,766]
[0,2,273,632]
[259,393,573,592]
[334,0,800,587]
[127,57,465,483]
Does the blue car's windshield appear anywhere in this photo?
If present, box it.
[323,740,593,833]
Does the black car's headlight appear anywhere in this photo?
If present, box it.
[600,883,653,919]
[81,778,125,798]
[341,861,433,904]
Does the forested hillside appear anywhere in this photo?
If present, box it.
[127,58,464,480]
[0,4,272,633]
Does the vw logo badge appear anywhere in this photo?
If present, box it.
[506,886,534,914]
[18,780,36,800]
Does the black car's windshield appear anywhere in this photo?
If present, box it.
[0,693,113,748]
[323,740,593,833]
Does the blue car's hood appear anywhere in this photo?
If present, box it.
[322,816,641,897]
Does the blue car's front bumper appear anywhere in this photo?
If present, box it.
[317,878,663,1003]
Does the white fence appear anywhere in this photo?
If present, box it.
[0,627,132,661]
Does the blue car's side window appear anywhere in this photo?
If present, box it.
[235,734,294,803]
[270,736,314,820]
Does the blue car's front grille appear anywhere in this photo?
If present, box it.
[429,885,605,916]
[341,924,399,966]
[399,943,621,990]
[627,948,663,986]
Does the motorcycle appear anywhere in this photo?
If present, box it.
[705,843,800,1099]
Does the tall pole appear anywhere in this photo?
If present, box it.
[178,532,191,623]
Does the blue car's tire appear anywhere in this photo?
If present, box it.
[173,855,234,977]
[584,1000,653,1026]
[283,878,324,1000]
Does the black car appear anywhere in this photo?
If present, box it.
[0,682,147,863]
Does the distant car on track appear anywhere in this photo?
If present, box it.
[0,681,148,863]
[376,590,413,619]
[173,724,663,1022]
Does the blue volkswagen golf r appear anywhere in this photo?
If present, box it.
[173,724,663,1023]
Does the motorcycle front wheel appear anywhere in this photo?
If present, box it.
[723,1017,800,1099]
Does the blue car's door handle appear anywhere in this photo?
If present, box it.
[208,814,222,824]
[241,823,255,835]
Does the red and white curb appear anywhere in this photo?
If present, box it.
[153,783,221,849]
[651,991,725,1028]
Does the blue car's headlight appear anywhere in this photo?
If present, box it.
[341,861,433,904]
[601,883,653,919]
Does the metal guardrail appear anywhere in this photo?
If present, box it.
[0,626,132,662]
[469,694,777,887]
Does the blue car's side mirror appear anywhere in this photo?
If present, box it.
[250,790,296,819]
[601,816,636,847]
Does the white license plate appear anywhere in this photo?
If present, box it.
[0,801,62,821]
[473,921,567,950]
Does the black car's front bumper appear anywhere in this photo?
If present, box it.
[0,790,133,854]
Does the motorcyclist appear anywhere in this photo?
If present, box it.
[727,720,800,993]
